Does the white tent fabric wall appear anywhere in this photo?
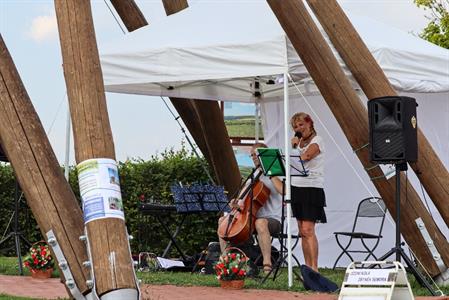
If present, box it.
[99,1,449,268]
[261,91,449,268]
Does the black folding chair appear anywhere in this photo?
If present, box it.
[333,197,387,269]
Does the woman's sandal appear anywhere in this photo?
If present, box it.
[263,264,272,275]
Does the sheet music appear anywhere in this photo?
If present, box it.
[289,148,308,176]
[156,257,185,269]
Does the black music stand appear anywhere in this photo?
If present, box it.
[162,184,228,261]
[256,149,303,284]
[0,145,31,275]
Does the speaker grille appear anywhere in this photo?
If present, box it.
[372,131,405,161]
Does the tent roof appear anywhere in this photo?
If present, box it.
[100,1,449,102]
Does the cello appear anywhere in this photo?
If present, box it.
[217,170,270,244]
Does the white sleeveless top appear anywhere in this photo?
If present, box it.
[291,135,325,188]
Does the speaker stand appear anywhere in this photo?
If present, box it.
[377,163,436,296]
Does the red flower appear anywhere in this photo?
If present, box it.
[232,267,238,274]
[231,253,237,260]
[238,270,245,276]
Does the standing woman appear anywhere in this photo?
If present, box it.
[290,112,326,272]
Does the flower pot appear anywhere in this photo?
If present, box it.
[219,279,245,289]
[30,268,53,279]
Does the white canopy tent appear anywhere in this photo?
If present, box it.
[100,1,449,270]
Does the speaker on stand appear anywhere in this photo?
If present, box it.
[369,96,417,163]
[368,96,436,295]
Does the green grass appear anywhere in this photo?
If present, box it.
[0,295,42,300]
[0,257,59,277]
[225,116,263,138]
[0,256,447,299]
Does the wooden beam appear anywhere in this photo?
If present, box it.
[110,0,148,32]
[170,98,215,170]
[267,0,449,276]
[162,0,189,16]
[193,99,242,196]
[54,0,136,297]
[0,34,89,295]
[306,0,449,229]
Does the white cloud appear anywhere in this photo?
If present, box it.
[27,14,57,42]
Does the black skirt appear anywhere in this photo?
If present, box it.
[291,186,327,223]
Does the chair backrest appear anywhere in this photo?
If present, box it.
[352,197,387,234]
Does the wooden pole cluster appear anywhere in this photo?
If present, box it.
[306,0,449,229]
[162,0,189,16]
[267,0,449,276]
[0,35,90,295]
[54,0,137,297]
[110,1,241,196]
[170,98,241,196]
[110,0,148,32]
[161,1,240,196]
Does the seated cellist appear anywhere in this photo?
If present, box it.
[217,142,283,274]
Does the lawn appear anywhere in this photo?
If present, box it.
[225,116,263,138]
[0,256,447,299]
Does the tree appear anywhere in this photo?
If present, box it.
[414,0,449,48]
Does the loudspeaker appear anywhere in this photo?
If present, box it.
[368,96,418,163]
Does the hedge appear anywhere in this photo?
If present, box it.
[0,148,230,259]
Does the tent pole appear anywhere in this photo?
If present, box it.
[284,72,293,287]
[255,102,260,143]
[64,106,71,181]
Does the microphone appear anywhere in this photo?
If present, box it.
[293,131,302,148]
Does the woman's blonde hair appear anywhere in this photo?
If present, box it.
[290,112,316,134]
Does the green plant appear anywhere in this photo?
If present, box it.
[415,0,449,48]
[214,247,248,281]
[22,241,54,271]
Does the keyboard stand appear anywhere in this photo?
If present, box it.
[159,214,188,260]
[139,203,188,261]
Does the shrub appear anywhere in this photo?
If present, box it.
[0,148,222,258]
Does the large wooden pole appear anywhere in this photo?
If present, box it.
[267,0,449,276]
[110,0,148,32]
[306,0,449,229]
[0,35,90,295]
[54,1,137,298]
[162,0,189,16]
[170,98,215,170]
[193,99,242,196]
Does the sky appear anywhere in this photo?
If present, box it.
[0,0,431,165]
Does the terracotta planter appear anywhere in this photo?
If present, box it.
[219,279,245,289]
[30,268,53,279]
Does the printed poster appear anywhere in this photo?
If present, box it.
[77,158,124,224]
